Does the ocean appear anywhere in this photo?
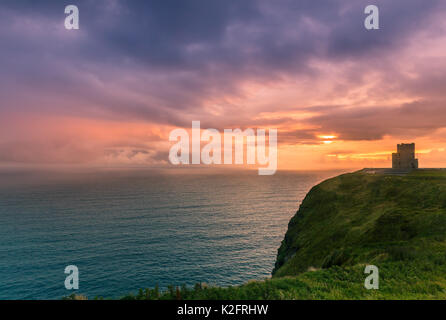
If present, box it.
[0,169,345,299]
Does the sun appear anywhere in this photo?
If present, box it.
[318,134,337,144]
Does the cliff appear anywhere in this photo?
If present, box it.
[273,169,446,278]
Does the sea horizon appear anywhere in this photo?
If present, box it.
[0,168,348,299]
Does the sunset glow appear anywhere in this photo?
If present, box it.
[1,1,446,170]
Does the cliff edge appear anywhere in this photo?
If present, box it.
[273,169,446,278]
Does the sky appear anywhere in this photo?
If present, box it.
[1,0,446,170]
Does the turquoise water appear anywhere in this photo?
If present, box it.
[0,169,343,299]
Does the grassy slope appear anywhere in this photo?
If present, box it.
[68,170,446,300]
[274,169,446,278]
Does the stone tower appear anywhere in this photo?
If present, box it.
[392,143,418,170]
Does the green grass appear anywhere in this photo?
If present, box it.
[273,169,446,279]
[65,169,446,300]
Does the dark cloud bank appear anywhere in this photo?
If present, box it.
[1,0,446,148]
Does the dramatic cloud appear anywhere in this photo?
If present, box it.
[1,0,446,168]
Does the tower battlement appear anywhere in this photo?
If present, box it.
[392,143,418,170]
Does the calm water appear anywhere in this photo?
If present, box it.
[0,169,344,299]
